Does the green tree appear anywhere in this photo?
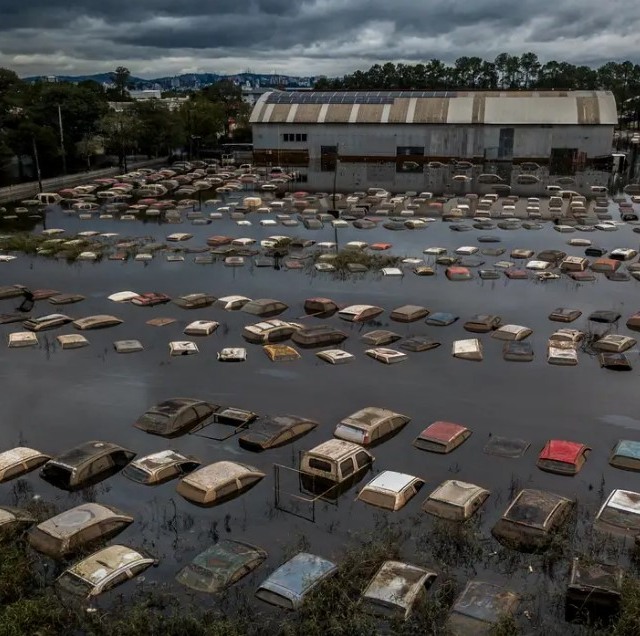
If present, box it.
[109,66,131,101]
[202,79,246,136]
[520,52,540,88]
[99,109,138,171]
[130,100,183,157]
[180,97,226,156]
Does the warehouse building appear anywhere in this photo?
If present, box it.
[250,90,617,194]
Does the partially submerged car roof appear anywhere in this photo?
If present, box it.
[361,471,420,495]
[47,441,132,470]
[305,439,368,461]
[448,581,520,632]
[127,450,196,476]
[73,315,123,330]
[176,540,267,593]
[65,544,151,586]
[34,503,132,540]
[341,407,409,430]
[256,552,338,608]
[361,560,437,618]
[503,489,573,529]
[0,447,49,470]
[179,461,264,490]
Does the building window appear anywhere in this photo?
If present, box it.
[282,133,307,142]
[320,145,338,172]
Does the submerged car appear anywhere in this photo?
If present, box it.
[173,293,216,309]
[0,506,35,539]
[28,503,133,558]
[360,561,437,620]
[238,416,318,451]
[291,325,348,348]
[0,447,50,483]
[609,440,640,471]
[447,581,520,635]
[73,315,123,330]
[413,422,471,454]
[299,439,373,493]
[536,440,590,475]
[463,314,501,333]
[130,292,171,306]
[40,441,135,490]
[242,298,288,317]
[333,407,410,446]
[176,461,265,506]
[357,471,424,511]
[492,489,575,552]
[594,489,640,538]
[337,305,384,323]
[422,480,490,521]
[56,545,156,598]
[22,314,72,332]
[256,552,338,609]
[122,450,201,485]
[134,398,216,437]
[242,320,301,344]
[176,540,267,593]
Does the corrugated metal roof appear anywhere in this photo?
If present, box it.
[251,91,617,125]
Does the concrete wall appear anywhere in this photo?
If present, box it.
[253,123,614,160]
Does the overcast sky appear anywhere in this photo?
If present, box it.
[2,0,639,78]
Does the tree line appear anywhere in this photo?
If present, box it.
[314,53,640,122]
[0,66,251,183]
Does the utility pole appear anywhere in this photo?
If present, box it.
[57,104,67,175]
[31,135,43,193]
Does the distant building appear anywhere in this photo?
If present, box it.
[250,89,618,194]
[241,86,271,106]
[108,96,188,112]
[129,89,162,101]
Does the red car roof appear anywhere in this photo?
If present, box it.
[419,421,468,442]
[538,440,588,464]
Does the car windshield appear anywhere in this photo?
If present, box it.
[122,465,152,483]
[335,424,366,442]
[138,412,171,431]
[58,572,93,597]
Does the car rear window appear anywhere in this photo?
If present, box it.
[359,490,394,509]
[415,438,446,452]
[138,413,171,431]
[334,424,366,442]
[599,506,640,531]
[57,572,93,596]
[308,458,332,472]
[539,459,573,472]
[256,589,294,609]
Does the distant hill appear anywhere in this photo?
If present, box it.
[24,72,321,90]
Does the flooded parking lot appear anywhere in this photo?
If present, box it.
[2,187,640,632]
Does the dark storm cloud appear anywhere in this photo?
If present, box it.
[0,0,638,77]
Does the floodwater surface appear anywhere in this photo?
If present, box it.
[1,192,640,631]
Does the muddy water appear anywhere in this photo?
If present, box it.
[1,195,640,629]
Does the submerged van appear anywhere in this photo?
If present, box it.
[300,440,373,496]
